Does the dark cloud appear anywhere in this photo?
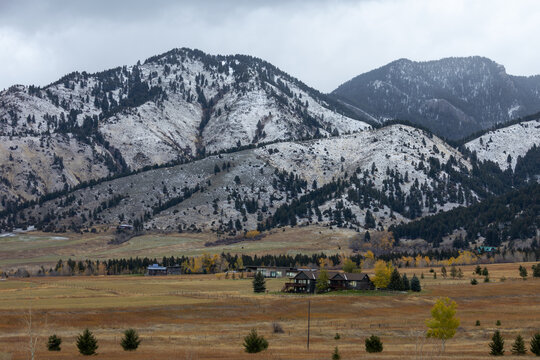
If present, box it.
[0,0,538,92]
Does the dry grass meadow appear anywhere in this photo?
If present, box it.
[0,262,539,359]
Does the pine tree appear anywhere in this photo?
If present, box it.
[243,329,268,353]
[364,210,376,229]
[519,265,528,280]
[47,334,62,351]
[120,329,141,351]
[511,334,526,355]
[531,333,540,356]
[331,346,341,360]
[365,335,383,353]
[402,274,410,291]
[76,328,98,355]
[388,268,403,290]
[489,330,504,356]
[252,271,266,293]
[410,275,421,292]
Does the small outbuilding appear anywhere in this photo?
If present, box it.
[147,264,167,276]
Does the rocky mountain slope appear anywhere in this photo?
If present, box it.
[0,124,499,235]
[0,48,371,210]
[332,57,540,140]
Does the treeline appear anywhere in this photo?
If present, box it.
[391,182,540,246]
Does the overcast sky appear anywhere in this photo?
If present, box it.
[1,0,539,92]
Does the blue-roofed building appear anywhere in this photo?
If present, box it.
[147,264,167,276]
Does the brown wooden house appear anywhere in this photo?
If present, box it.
[283,270,374,293]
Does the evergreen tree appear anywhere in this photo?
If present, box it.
[120,329,141,351]
[243,329,268,353]
[331,346,341,360]
[47,334,62,351]
[410,275,421,292]
[519,265,528,280]
[532,264,540,278]
[76,328,98,355]
[441,266,447,278]
[402,274,410,291]
[489,330,504,356]
[388,268,403,290]
[365,335,383,353]
[531,333,540,356]
[511,334,526,355]
[364,210,376,229]
[364,231,371,242]
[252,271,266,293]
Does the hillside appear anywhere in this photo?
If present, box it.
[1,124,518,237]
[465,118,540,170]
[332,57,540,140]
[0,48,371,210]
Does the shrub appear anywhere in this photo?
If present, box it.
[475,320,481,326]
[484,276,490,283]
[120,329,141,351]
[471,278,478,285]
[332,346,341,360]
[243,329,268,353]
[511,334,526,355]
[47,334,62,351]
[76,329,98,355]
[334,333,341,340]
[531,333,540,356]
[489,330,504,356]
[365,335,383,353]
[272,322,284,334]
[496,320,501,326]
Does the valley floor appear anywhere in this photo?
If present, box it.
[0,262,539,359]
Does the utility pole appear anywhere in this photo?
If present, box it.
[307,300,311,350]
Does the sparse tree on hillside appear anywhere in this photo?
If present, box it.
[426,297,460,352]
[331,346,341,360]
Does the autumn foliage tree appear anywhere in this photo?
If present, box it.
[426,297,460,352]
[372,260,392,289]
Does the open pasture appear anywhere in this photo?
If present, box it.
[0,262,539,359]
[0,227,354,269]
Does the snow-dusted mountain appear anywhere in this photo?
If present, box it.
[332,56,540,140]
[0,48,370,208]
[465,118,540,170]
[3,124,478,233]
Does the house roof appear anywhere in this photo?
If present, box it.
[294,270,369,281]
[148,264,167,270]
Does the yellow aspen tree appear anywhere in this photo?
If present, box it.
[426,297,460,352]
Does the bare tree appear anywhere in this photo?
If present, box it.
[23,309,38,360]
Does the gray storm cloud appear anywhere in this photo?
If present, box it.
[0,0,539,92]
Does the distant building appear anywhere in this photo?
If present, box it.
[283,270,374,293]
[477,246,497,254]
[146,264,182,276]
[116,224,134,231]
[243,266,301,278]
[147,264,167,276]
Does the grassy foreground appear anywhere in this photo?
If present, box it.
[0,262,539,359]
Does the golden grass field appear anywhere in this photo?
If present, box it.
[0,262,539,359]
[0,227,355,269]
